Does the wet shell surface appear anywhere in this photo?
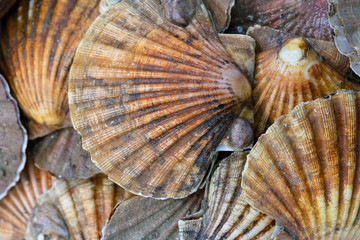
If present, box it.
[328,0,360,76]
[0,74,27,200]
[102,190,203,240]
[248,26,360,136]
[26,174,132,240]
[0,158,53,240]
[0,0,101,138]
[69,0,252,199]
[30,127,101,179]
[242,90,360,239]
[228,0,332,41]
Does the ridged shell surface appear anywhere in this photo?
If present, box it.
[242,90,360,239]
[26,174,132,240]
[0,158,53,240]
[228,0,332,40]
[102,191,203,240]
[69,0,252,199]
[328,0,360,76]
[30,127,101,179]
[0,74,27,200]
[0,0,101,138]
[248,26,360,136]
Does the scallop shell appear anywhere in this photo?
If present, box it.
[69,0,252,199]
[26,174,132,240]
[0,0,17,19]
[228,0,332,41]
[242,90,360,239]
[328,0,360,76]
[248,26,360,136]
[203,0,235,32]
[0,74,27,200]
[102,190,203,240]
[30,127,101,179]
[0,158,53,240]
[0,0,101,139]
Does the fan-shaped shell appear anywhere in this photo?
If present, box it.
[0,158,53,240]
[228,0,332,41]
[102,190,203,240]
[0,0,101,139]
[0,0,17,19]
[0,74,27,200]
[30,127,101,179]
[242,90,360,239]
[328,0,360,76]
[26,174,132,240]
[69,0,252,199]
[248,26,360,136]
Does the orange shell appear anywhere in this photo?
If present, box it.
[242,90,360,239]
[0,0,101,138]
[69,0,252,198]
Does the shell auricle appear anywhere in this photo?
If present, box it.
[0,74,27,200]
[69,0,253,199]
[0,0,101,139]
[242,90,360,239]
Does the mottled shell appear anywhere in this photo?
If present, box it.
[0,74,27,200]
[69,0,252,199]
[248,26,360,136]
[30,127,101,179]
[0,0,17,19]
[102,191,203,240]
[26,174,132,240]
[242,90,360,239]
[0,0,101,139]
[0,158,53,240]
[228,0,332,41]
[328,0,360,76]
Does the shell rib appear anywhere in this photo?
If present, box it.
[0,74,27,200]
[69,0,252,198]
[328,0,360,76]
[26,174,132,240]
[242,90,360,239]
[0,0,101,138]
[0,158,53,240]
[30,127,101,179]
[248,26,360,136]
[228,0,332,40]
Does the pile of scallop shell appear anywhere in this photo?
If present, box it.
[0,0,360,239]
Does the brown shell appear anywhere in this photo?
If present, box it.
[69,0,252,199]
[228,0,333,41]
[0,158,53,240]
[203,0,235,32]
[99,0,121,14]
[102,190,203,240]
[0,0,101,139]
[248,26,360,136]
[0,0,17,19]
[26,174,132,240]
[30,127,101,179]
[242,90,360,239]
[0,74,27,200]
[328,0,360,76]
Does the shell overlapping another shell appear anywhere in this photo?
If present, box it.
[26,174,132,240]
[69,0,252,198]
[0,0,101,139]
[0,74,27,200]
[0,158,53,240]
[242,90,360,239]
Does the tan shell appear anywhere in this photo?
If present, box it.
[328,0,360,76]
[0,158,53,240]
[0,74,27,200]
[0,0,101,139]
[26,174,132,240]
[248,26,360,136]
[0,0,17,19]
[102,190,203,240]
[242,90,360,239]
[69,0,252,199]
[30,127,101,179]
[203,0,235,32]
